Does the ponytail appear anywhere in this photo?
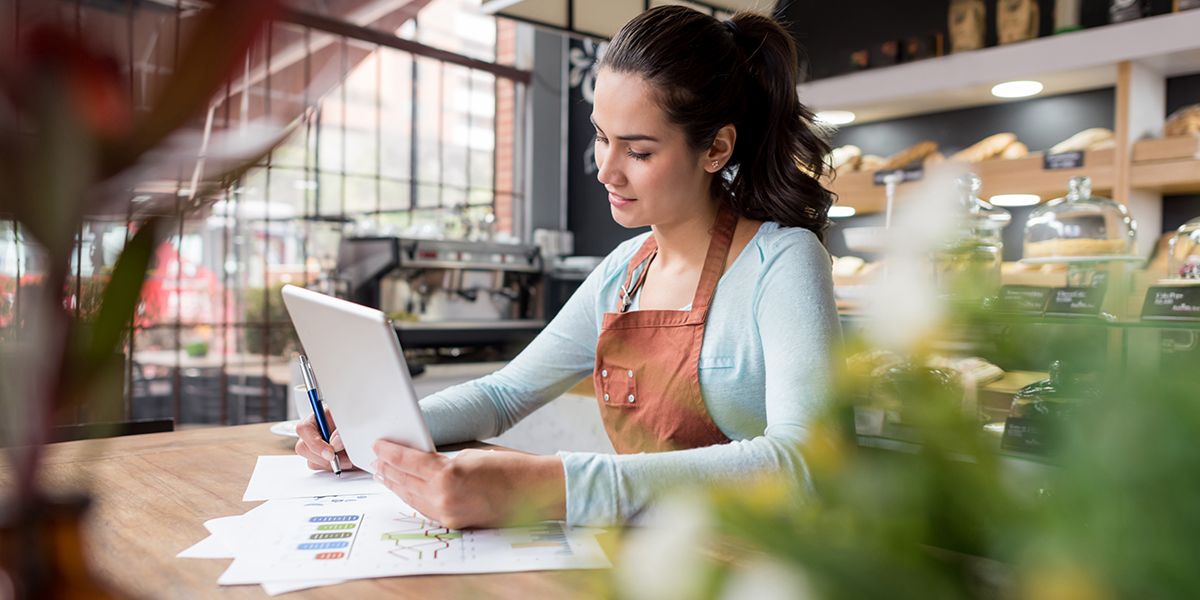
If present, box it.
[600,6,833,241]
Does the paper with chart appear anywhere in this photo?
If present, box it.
[217,494,610,584]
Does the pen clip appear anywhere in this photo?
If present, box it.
[299,355,317,390]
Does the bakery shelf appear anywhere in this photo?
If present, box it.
[828,149,1115,214]
[797,10,1200,124]
[1130,135,1200,195]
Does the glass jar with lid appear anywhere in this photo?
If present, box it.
[1167,216,1200,281]
[1023,176,1136,259]
[930,173,1011,303]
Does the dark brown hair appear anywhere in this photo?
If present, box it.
[599,6,833,240]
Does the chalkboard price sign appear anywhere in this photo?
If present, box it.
[1000,417,1059,454]
[1043,151,1084,170]
[996,285,1051,315]
[1141,286,1200,321]
[1044,286,1105,317]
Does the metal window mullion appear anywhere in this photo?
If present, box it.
[261,21,275,424]
[302,27,313,288]
[409,47,419,219]
[220,76,232,426]
[171,0,184,428]
[438,60,445,210]
[340,37,347,220]
[375,44,382,219]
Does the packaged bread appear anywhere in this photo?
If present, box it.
[949,133,1018,163]
[1000,141,1029,159]
[859,155,888,171]
[1164,104,1200,137]
[829,145,863,173]
[1049,128,1114,154]
[832,255,866,277]
[997,0,1039,45]
[877,140,939,171]
[949,0,987,53]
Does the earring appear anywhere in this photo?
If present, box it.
[712,160,720,169]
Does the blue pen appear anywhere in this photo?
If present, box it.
[299,355,342,477]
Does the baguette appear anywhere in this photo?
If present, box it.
[876,140,939,171]
[1049,128,1113,154]
[859,154,888,171]
[949,132,1018,163]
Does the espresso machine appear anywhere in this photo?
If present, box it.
[336,237,545,361]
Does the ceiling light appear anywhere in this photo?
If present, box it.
[991,80,1043,98]
[829,206,856,217]
[990,194,1041,206]
[815,110,856,125]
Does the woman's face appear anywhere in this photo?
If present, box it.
[591,70,714,229]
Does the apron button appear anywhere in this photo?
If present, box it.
[628,395,635,403]
[602,370,608,377]
[628,370,633,378]
[604,393,609,402]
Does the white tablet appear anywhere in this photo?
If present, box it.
[281,284,435,474]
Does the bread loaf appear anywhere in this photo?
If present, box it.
[1000,141,1029,159]
[829,145,863,172]
[1049,128,1113,154]
[877,141,939,171]
[949,133,1018,163]
[859,155,888,171]
[1164,104,1200,137]
[924,151,947,167]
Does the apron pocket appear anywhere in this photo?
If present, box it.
[597,365,639,408]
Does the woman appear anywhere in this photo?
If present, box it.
[295,5,841,529]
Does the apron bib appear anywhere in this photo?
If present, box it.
[592,204,738,454]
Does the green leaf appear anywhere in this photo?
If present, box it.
[85,217,160,364]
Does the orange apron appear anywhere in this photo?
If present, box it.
[593,204,737,454]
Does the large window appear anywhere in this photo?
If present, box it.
[0,0,528,427]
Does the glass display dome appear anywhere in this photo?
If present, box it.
[1023,177,1137,259]
[1168,216,1200,281]
[931,173,1011,302]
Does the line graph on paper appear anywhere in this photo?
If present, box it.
[381,513,464,560]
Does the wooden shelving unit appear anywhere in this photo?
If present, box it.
[1131,134,1200,195]
[809,12,1200,258]
[826,149,1116,214]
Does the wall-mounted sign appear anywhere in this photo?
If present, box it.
[1043,151,1084,170]
[872,166,924,186]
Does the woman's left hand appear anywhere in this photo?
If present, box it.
[370,440,567,529]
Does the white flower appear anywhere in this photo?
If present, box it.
[617,494,713,600]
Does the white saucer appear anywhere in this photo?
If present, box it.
[269,420,301,438]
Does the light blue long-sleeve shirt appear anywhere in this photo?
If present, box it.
[419,222,842,526]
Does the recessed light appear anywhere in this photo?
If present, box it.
[990,194,1041,206]
[829,206,857,217]
[815,110,856,125]
[991,80,1043,98]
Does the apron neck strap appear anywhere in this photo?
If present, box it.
[616,203,739,314]
[690,203,739,313]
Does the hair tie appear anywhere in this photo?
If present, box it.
[723,19,739,37]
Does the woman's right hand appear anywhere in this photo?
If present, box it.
[295,408,356,471]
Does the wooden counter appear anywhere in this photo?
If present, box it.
[0,423,613,599]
